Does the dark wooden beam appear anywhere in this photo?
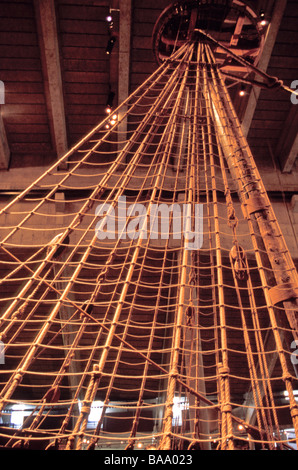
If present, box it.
[0,80,10,169]
[0,113,10,170]
[34,0,68,166]
[275,104,298,172]
[118,0,131,147]
[241,0,287,137]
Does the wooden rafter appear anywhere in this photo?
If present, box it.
[34,0,68,167]
[241,0,288,137]
[118,0,131,145]
[275,105,298,172]
[0,111,10,170]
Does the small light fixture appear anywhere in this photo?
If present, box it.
[106,36,117,55]
[106,14,113,23]
[137,442,143,449]
[239,86,246,97]
[106,91,115,110]
[259,10,268,27]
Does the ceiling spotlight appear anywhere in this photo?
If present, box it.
[105,106,112,114]
[112,114,118,120]
[106,36,117,55]
[259,10,268,26]
[106,91,115,108]
[239,86,246,97]
[137,442,143,449]
[106,14,113,30]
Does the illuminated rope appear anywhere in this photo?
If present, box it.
[0,39,297,451]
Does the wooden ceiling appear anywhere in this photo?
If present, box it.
[0,0,297,175]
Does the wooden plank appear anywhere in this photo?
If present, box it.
[0,71,43,82]
[34,0,68,163]
[0,2,34,18]
[249,128,283,139]
[59,19,106,34]
[10,142,52,154]
[132,36,152,50]
[131,49,155,63]
[64,82,109,94]
[0,45,40,58]
[63,71,109,83]
[5,93,45,105]
[253,99,290,111]
[250,120,284,130]
[269,56,298,68]
[130,74,156,88]
[266,66,298,81]
[241,0,288,137]
[253,109,288,121]
[118,0,132,147]
[67,104,106,115]
[68,124,97,135]
[131,61,156,74]
[254,88,285,102]
[277,16,298,30]
[272,43,298,56]
[66,115,101,125]
[58,0,108,4]
[132,0,169,8]
[62,46,104,60]
[0,58,41,70]
[0,18,36,32]
[248,137,278,146]
[63,58,108,72]
[0,32,38,46]
[58,4,108,21]
[5,82,44,94]
[4,114,49,125]
[275,105,298,172]
[0,112,10,170]
[67,94,106,105]
[8,133,51,144]
[5,123,49,134]
[134,8,163,24]
[273,30,298,43]
[61,33,107,48]
[2,104,47,115]
[133,22,154,37]
[282,2,298,16]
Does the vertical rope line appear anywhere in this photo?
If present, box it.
[159,43,196,450]
[0,49,193,415]
[85,94,188,449]
[246,273,283,448]
[204,44,298,448]
[34,100,175,443]
[0,43,191,331]
[67,45,195,450]
[202,44,234,450]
